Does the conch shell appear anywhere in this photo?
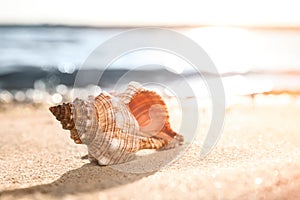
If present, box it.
[49,82,183,165]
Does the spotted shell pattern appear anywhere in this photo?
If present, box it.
[49,82,184,165]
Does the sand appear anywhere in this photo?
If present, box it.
[1,100,300,200]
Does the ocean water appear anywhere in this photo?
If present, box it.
[0,26,123,69]
[0,25,300,104]
[1,26,300,71]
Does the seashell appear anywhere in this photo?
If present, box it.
[49,82,184,165]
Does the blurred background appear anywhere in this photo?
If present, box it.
[1,0,300,106]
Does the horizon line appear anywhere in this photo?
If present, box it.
[1,23,300,31]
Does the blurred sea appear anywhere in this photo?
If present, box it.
[1,25,300,105]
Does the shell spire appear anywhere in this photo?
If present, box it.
[49,102,82,144]
[49,103,74,129]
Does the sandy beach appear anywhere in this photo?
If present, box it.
[0,98,300,200]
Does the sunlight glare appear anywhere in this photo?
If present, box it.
[110,50,188,73]
[185,27,253,73]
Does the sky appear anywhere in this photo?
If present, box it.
[1,0,300,27]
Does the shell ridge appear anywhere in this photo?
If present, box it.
[72,98,98,144]
[109,96,140,163]
[94,94,135,164]
[87,131,110,165]
[94,94,115,157]
[117,81,144,104]
[107,98,124,164]
[93,94,110,153]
